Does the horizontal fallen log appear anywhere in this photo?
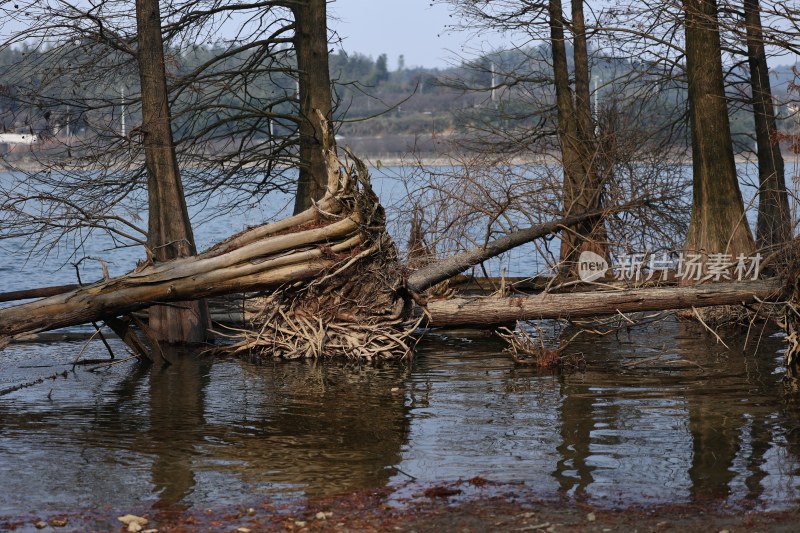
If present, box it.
[0,284,82,303]
[423,279,784,327]
[0,197,619,344]
[1,178,785,353]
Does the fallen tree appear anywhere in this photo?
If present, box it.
[0,170,792,362]
[0,145,794,359]
[423,279,783,327]
[0,153,632,355]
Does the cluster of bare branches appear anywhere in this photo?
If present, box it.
[497,322,586,370]
[0,1,310,258]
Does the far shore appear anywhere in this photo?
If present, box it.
[4,148,800,173]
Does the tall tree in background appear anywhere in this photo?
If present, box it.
[743,0,790,250]
[137,0,208,343]
[435,0,613,274]
[292,0,336,214]
[683,0,755,261]
[551,0,608,270]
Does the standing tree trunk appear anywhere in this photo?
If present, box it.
[137,0,209,343]
[550,0,608,272]
[744,0,790,250]
[683,0,755,262]
[291,0,336,214]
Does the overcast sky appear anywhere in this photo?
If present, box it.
[328,1,798,71]
[329,0,502,70]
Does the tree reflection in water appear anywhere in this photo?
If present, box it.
[547,318,795,504]
[3,318,800,515]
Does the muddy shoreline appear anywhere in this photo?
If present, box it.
[2,483,798,532]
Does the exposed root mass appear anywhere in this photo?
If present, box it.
[215,156,421,361]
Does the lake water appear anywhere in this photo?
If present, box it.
[2,164,800,521]
[1,318,798,519]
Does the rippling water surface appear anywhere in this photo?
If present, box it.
[2,319,800,517]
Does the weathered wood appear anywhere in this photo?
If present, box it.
[424,279,783,327]
[0,203,364,341]
[0,284,81,303]
[406,206,619,293]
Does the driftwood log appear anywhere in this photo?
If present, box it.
[0,195,357,341]
[0,189,791,355]
[0,167,635,349]
[423,279,783,327]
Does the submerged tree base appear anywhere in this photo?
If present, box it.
[210,157,423,361]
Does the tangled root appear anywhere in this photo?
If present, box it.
[212,151,424,361]
[776,302,800,370]
[216,290,421,361]
[214,235,421,361]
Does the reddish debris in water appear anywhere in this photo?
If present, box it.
[423,486,463,498]
[467,476,490,487]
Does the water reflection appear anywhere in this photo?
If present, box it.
[544,320,799,505]
[553,363,600,499]
[672,322,792,502]
[681,324,748,501]
[145,352,212,508]
[0,344,411,514]
[198,358,411,498]
[2,319,800,516]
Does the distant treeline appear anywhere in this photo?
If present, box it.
[0,43,796,155]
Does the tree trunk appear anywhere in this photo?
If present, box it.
[549,0,607,272]
[291,0,335,214]
[424,279,781,327]
[136,0,209,343]
[744,0,791,250]
[571,0,595,150]
[683,0,755,261]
